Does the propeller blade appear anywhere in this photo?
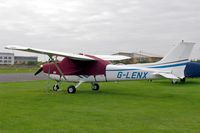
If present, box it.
[34,67,43,76]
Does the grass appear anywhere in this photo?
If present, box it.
[0,67,37,74]
[0,79,200,133]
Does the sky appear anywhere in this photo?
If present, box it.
[0,0,200,61]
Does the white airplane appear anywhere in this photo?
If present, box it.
[5,41,195,94]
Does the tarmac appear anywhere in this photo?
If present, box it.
[0,73,48,82]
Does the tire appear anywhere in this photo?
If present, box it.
[92,83,99,91]
[67,85,76,94]
[53,84,59,91]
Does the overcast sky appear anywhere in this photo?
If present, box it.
[0,0,200,60]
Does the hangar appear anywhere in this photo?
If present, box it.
[113,52,162,64]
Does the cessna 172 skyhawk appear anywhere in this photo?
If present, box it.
[5,41,195,94]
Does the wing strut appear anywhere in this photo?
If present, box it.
[49,56,67,81]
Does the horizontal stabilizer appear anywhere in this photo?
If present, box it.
[153,72,179,79]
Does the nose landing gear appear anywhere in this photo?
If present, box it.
[91,83,100,91]
[53,84,60,91]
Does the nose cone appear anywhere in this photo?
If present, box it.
[43,63,57,74]
[43,63,50,73]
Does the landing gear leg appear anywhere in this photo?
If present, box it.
[149,79,153,82]
[91,83,100,91]
[67,81,84,94]
[180,78,186,83]
[171,79,178,84]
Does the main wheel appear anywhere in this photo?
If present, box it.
[67,85,76,94]
[92,83,99,91]
[53,84,59,91]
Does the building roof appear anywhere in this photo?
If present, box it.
[14,56,38,61]
[15,56,38,58]
[113,52,162,58]
[0,52,14,56]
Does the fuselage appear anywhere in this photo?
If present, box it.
[48,64,157,82]
[43,57,189,83]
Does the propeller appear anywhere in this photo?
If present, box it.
[34,65,43,76]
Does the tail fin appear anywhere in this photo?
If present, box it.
[157,41,195,78]
[158,41,195,63]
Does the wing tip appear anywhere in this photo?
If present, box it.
[4,45,28,50]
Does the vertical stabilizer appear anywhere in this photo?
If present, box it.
[158,41,195,63]
[156,41,195,78]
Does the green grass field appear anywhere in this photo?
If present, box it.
[0,79,200,133]
[0,67,38,74]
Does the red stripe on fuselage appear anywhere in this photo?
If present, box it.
[43,55,110,76]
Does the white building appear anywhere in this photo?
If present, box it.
[0,52,14,65]
[0,52,38,65]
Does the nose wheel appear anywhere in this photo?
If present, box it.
[53,84,60,91]
[91,83,100,91]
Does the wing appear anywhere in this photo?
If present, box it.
[94,55,131,61]
[5,45,94,61]
[5,45,131,61]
